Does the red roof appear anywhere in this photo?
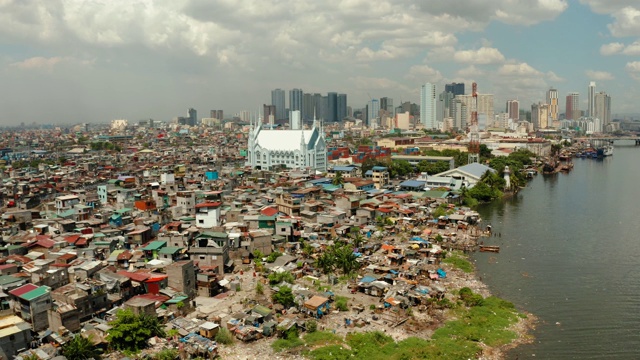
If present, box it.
[9,283,38,297]
[0,264,16,270]
[29,237,56,249]
[75,238,88,246]
[117,251,133,260]
[65,235,81,244]
[260,207,279,217]
[195,202,222,209]
[117,270,150,282]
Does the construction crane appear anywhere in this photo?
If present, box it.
[468,82,480,164]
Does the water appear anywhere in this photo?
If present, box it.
[473,143,640,359]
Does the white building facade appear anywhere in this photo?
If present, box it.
[420,83,436,129]
[246,119,327,171]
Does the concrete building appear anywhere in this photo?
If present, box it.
[455,94,494,129]
[188,108,197,127]
[246,118,327,171]
[290,110,301,130]
[167,260,197,299]
[547,88,558,123]
[445,82,465,96]
[337,93,348,121]
[566,92,580,120]
[506,99,519,121]
[588,81,596,117]
[395,112,411,130]
[368,99,380,127]
[289,88,303,113]
[8,284,52,331]
[531,102,550,129]
[594,91,612,129]
[420,83,436,129]
[0,315,33,359]
[195,202,222,228]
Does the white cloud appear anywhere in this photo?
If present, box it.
[498,62,542,76]
[622,41,640,55]
[625,61,640,80]
[580,2,640,37]
[453,47,505,64]
[456,65,484,77]
[586,70,614,80]
[406,64,443,82]
[546,71,565,82]
[600,42,625,55]
[9,56,92,71]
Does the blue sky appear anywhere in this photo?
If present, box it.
[1,0,639,125]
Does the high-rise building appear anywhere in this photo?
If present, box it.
[455,93,494,129]
[271,89,286,121]
[506,100,520,121]
[368,99,380,126]
[420,83,437,129]
[210,110,223,120]
[263,104,276,124]
[445,83,465,96]
[337,94,347,121]
[303,93,313,120]
[188,108,197,126]
[531,102,549,129]
[547,88,558,122]
[566,92,580,120]
[594,91,612,128]
[290,110,301,130]
[380,97,394,116]
[439,91,455,122]
[452,99,467,130]
[588,82,596,117]
[327,92,338,122]
[289,89,303,114]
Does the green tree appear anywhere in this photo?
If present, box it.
[63,334,102,360]
[273,286,295,308]
[215,327,235,345]
[316,252,334,274]
[153,349,178,360]
[107,309,165,352]
[256,281,264,295]
[332,171,344,186]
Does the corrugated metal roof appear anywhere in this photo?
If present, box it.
[20,286,50,301]
[8,283,38,297]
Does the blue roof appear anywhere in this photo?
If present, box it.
[399,180,426,188]
[308,178,332,185]
[365,170,373,175]
[360,276,376,283]
[372,166,387,171]
[333,166,356,171]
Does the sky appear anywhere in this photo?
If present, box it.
[1,0,640,125]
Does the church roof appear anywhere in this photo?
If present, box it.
[255,129,316,152]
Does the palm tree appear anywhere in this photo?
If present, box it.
[332,171,344,186]
[316,252,334,274]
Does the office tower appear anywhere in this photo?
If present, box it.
[337,94,347,121]
[312,93,323,119]
[327,92,338,122]
[455,94,494,129]
[547,88,558,121]
[439,91,455,122]
[271,88,286,121]
[368,99,380,126]
[594,91,612,128]
[588,82,596,117]
[303,93,313,120]
[289,88,303,113]
[188,108,197,126]
[452,99,467,130]
[319,96,328,120]
[506,100,520,121]
[420,83,437,129]
[263,104,276,124]
[239,111,250,122]
[445,82,465,96]
[290,110,301,130]
[380,97,394,116]
[566,92,580,120]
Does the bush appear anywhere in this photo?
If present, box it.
[306,319,318,333]
[268,271,295,285]
[153,349,178,360]
[256,282,264,295]
[335,296,349,311]
[272,286,295,308]
[215,327,235,345]
[266,251,283,263]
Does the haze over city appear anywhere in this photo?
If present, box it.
[1,0,640,125]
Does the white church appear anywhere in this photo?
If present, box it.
[246,116,327,172]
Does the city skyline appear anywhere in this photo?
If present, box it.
[1,1,640,125]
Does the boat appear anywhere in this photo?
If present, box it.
[479,245,500,253]
[603,145,614,157]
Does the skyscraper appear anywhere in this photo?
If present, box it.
[531,102,549,129]
[594,91,612,128]
[337,94,347,121]
[566,92,580,120]
[210,110,223,120]
[445,83,465,96]
[439,91,454,122]
[263,104,276,124]
[547,88,558,122]
[368,99,380,126]
[289,88,303,113]
[380,97,394,116]
[303,93,313,120]
[271,89,286,121]
[188,108,197,126]
[327,92,338,122]
[588,82,596,117]
[506,100,520,121]
[420,83,437,129]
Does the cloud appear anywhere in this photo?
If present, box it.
[456,65,484,77]
[586,70,614,80]
[622,41,640,55]
[406,64,443,82]
[580,1,640,37]
[498,62,542,76]
[546,71,565,82]
[625,61,640,80]
[9,56,92,71]
[453,47,505,64]
[600,42,625,55]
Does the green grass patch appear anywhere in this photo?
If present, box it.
[304,331,343,347]
[272,336,304,352]
[442,251,474,273]
[307,295,523,360]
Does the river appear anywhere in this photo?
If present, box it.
[473,142,640,359]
